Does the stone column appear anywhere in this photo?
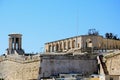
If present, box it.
[50,44,52,52]
[48,44,50,52]
[53,43,55,52]
[56,43,58,52]
[59,42,62,51]
[19,38,22,50]
[52,44,54,52]
[61,41,64,51]
[18,39,20,50]
[58,42,60,51]
[66,40,68,50]
[14,38,16,50]
[9,38,12,50]
[70,39,72,49]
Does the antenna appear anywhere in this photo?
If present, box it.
[76,8,79,48]
[76,9,79,36]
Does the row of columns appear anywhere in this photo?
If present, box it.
[46,36,120,53]
[103,39,120,49]
[84,39,120,50]
[9,37,22,50]
[84,38,120,50]
[47,39,77,52]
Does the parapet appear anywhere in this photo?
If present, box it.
[0,54,40,63]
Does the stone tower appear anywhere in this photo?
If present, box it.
[7,33,24,55]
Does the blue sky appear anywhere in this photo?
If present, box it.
[0,0,120,54]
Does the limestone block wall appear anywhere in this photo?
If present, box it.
[0,60,22,80]
[0,55,40,80]
[105,53,120,75]
[22,61,40,80]
[80,35,105,50]
[39,54,98,78]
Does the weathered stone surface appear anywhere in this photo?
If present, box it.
[105,52,120,75]
[45,35,120,53]
[39,53,98,78]
[0,55,40,80]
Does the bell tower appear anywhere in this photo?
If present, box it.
[7,33,24,55]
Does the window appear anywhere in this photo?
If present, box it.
[40,58,42,63]
[68,41,71,49]
[39,67,41,74]
[72,40,75,48]
[78,43,80,48]
[48,45,51,52]
[56,44,59,51]
[89,41,92,43]
[110,77,113,80]
[86,39,92,48]
[52,45,54,52]
[60,42,62,51]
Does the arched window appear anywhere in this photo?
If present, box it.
[52,45,54,52]
[53,45,56,52]
[86,39,92,48]
[52,45,56,52]
[110,77,113,80]
[49,45,52,52]
[72,40,75,48]
[56,43,59,51]
[60,42,62,51]
[78,43,80,48]
[68,41,71,49]
[116,45,118,49]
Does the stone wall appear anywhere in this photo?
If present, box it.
[0,55,40,80]
[39,53,98,78]
[105,52,120,75]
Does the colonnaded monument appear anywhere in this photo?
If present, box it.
[0,33,40,80]
[7,33,24,55]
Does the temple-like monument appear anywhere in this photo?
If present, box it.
[0,33,40,80]
[7,33,24,55]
